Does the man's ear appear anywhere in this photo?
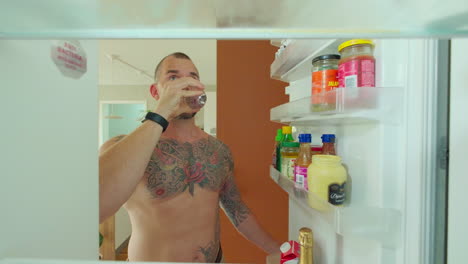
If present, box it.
[150,83,160,99]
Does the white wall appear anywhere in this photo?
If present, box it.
[99,85,155,110]
[447,39,468,264]
[0,40,98,259]
[204,91,217,136]
[114,208,131,249]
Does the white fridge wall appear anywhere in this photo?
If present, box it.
[286,39,443,264]
[0,40,98,259]
[447,39,468,264]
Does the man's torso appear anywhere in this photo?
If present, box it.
[124,135,231,262]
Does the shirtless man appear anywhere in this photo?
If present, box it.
[99,52,280,262]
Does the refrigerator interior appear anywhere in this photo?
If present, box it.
[0,1,460,260]
[268,39,449,264]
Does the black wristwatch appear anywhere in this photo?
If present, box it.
[142,112,169,132]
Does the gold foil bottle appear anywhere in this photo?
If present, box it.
[299,227,313,264]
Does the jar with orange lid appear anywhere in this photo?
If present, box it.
[338,39,375,88]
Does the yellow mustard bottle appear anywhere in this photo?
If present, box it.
[307,155,347,211]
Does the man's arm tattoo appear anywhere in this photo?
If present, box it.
[219,149,251,227]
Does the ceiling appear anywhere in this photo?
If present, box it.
[99,40,217,87]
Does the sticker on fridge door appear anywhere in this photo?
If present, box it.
[51,40,87,79]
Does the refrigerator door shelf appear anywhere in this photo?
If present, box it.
[270,166,401,248]
[270,87,402,126]
[271,39,345,82]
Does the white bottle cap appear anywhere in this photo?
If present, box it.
[280,242,291,253]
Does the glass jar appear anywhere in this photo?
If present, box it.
[338,39,375,88]
[281,142,300,180]
[311,54,340,112]
[312,54,340,72]
[307,155,347,211]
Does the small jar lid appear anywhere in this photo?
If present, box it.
[312,54,341,64]
[321,134,336,143]
[338,39,374,52]
[298,133,312,143]
[282,126,292,134]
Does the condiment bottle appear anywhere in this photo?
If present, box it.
[282,126,295,142]
[307,155,347,210]
[272,129,283,169]
[281,142,300,180]
[294,134,312,190]
[321,134,336,155]
[298,227,314,264]
[277,126,295,172]
[310,146,323,157]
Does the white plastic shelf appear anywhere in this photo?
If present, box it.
[270,166,401,247]
[270,87,403,126]
[270,39,345,82]
[270,39,283,47]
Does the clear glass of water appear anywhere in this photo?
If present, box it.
[185,92,207,109]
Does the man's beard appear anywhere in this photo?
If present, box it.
[176,112,197,120]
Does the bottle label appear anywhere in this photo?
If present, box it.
[338,59,375,89]
[328,182,346,205]
[294,166,308,190]
[312,69,339,105]
[281,157,297,180]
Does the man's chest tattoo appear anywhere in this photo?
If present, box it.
[144,137,231,198]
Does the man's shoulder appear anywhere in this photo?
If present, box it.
[207,136,231,152]
[99,134,126,154]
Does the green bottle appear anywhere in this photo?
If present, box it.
[277,126,294,171]
[282,126,295,142]
[273,129,283,169]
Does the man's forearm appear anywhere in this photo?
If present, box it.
[236,214,281,254]
[99,120,163,223]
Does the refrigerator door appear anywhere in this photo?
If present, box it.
[269,39,450,264]
[0,40,99,259]
[447,39,468,264]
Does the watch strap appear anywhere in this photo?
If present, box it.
[142,112,169,132]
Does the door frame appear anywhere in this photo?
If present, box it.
[98,100,147,147]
